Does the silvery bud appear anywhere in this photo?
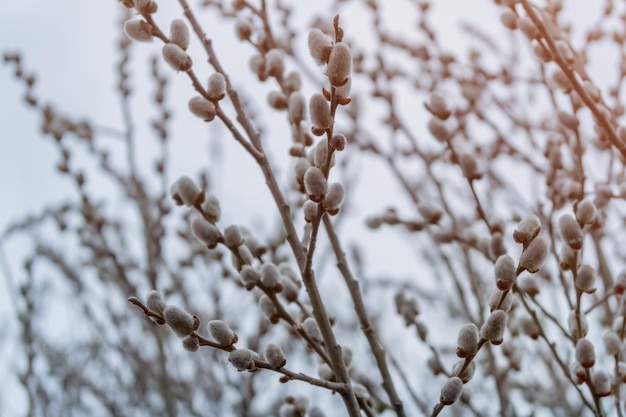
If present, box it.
[313,139,328,168]
[268,91,287,110]
[513,215,541,244]
[182,335,199,352]
[456,323,479,357]
[303,201,318,223]
[452,360,476,383]
[207,73,226,101]
[307,28,332,65]
[163,305,195,337]
[264,343,287,369]
[559,243,576,271]
[201,194,221,223]
[124,19,153,42]
[188,97,216,122]
[303,317,323,342]
[428,117,451,142]
[603,331,622,356]
[317,363,334,381]
[280,276,300,302]
[162,43,192,72]
[208,320,237,346]
[259,295,278,323]
[575,264,596,294]
[417,202,442,224]
[575,199,596,225]
[260,263,281,289]
[327,42,352,87]
[576,338,596,368]
[426,91,451,120]
[569,311,588,339]
[223,225,244,248]
[191,217,222,248]
[309,93,332,132]
[439,377,463,406]
[519,316,540,339]
[171,175,202,206]
[235,19,252,40]
[170,19,190,50]
[323,182,344,213]
[571,361,587,384]
[592,371,611,397]
[480,310,506,345]
[228,348,254,371]
[518,237,549,273]
[288,92,306,123]
[459,153,483,181]
[239,265,260,290]
[265,48,285,78]
[559,214,583,250]
[146,290,166,315]
[329,133,346,151]
[495,254,516,291]
[304,166,328,202]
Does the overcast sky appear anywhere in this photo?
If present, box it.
[0,1,610,416]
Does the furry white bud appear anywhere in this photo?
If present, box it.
[327,42,352,87]
[172,176,202,206]
[559,214,583,250]
[191,217,222,248]
[288,92,306,123]
[170,19,190,50]
[228,349,254,371]
[307,29,332,65]
[208,320,237,346]
[207,73,226,101]
[223,225,244,248]
[495,254,516,291]
[439,377,463,405]
[124,19,153,42]
[576,338,595,368]
[303,317,323,342]
[513,215,541,244]
[162,43,192,72]
[188,97,216,122]
[163,305,195,337]
[146,290,166,315]
[323,182,344,213]
[518,237,549,273]
[264,343,287,369]
[304,167,328,202]
[456,323,479,357]
[480,310,506,344]
[309,93,332,132]
[575,264,596,294]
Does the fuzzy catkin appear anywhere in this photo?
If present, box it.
[162,43,192,72]
[327,42,352,87]
[439,377,463,405]
[495,254,516,291]
[304,167,328,202]
[481,310,506,344]
[456,323,479,357]
[307,29,332,65]
[146,290,166,315]
[163,305,195,337]
[576,338,596,368]
[169,19,189,50]
[518,237,548,273]
[124,19,153,42]
[208,320,236,346]
[264,343,286,369]
[309,93,332,131]
[559,214,583,250]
